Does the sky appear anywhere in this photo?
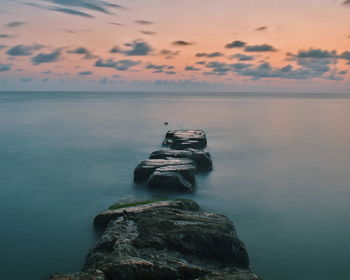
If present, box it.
[0,0,349,92]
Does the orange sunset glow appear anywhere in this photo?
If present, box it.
[0,0,349,91]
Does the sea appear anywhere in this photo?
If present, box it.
[0,91,349,280]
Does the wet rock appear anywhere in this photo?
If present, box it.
[171,139,205,150]
[147,168,194,192]
[94,199,199,228]
[156,164,196,182]
[151,149,193,160]
[198,269,260,280]
[190,149,213,170]
[163,130,207,150]
[133,158,195,183]
[48,270,105,280]
[150,149,213,171]
[85,199,258,280]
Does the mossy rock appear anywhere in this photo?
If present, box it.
[108,198,192,211]
[94,198,199,228]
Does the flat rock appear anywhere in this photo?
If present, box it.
[84,199,259,280]
[163,130,207,150]
[134,158,195,183]
[94,199,199,228]
[155,164,196,183]
[150,149,213,171]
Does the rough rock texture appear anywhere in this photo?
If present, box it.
[86,200,259,280]
[48,270,105,280]
[163,130,207,150]
[49,200,260,280]
[147,170,193,192]
[146,164,196,192]
[150,149,213,171]
[133,159,195,183]
[94,199,199,228]
[134,130,212,192]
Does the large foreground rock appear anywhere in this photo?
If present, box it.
[88,200,258,280]
[133,158,195,183]
[163,130,208,150]
[150,149,213,171]
[50,199,260,280]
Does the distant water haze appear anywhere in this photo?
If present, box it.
[0,91,349,280]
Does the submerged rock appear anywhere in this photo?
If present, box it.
[150,149,213,171]
[133,158,195,183]
[163,130,208,150]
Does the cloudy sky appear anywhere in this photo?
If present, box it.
[0,0,349,92]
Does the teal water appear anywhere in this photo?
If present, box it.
[0,91,349,280]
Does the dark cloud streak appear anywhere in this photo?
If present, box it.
[185,66,200,71]
[22,0,128,18]
[245,44,276,52]
[140,31,156,35]
[109,40,152,56]
[124,40,152,56]
[134,20,154,25]
[32,49,61,65]
[95,58,141,70]
[78,71,93,75]
[67,47,96,59]
[160,49,180,59]
[46,0,113,14]
[50,7,94,18]
[254,26,268,31]
[5,21,26,28]
[7,44,43,56]
[0,34,13,38]
[196,52,224,58]
[0,63,11,71]
[146,63,174,73]
[172,40,193,46]
[225,40,246,48]
[230,54,255,61]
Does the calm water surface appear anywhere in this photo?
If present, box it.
[0,91,349,280]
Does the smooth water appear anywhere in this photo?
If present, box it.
[0,91,349,280]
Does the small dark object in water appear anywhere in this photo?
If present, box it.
[164,122,169,125]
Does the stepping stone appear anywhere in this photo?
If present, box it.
[150,149,213,171]
[147,164,196,192]
[163,130,207,150]
[134,158,195,183]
